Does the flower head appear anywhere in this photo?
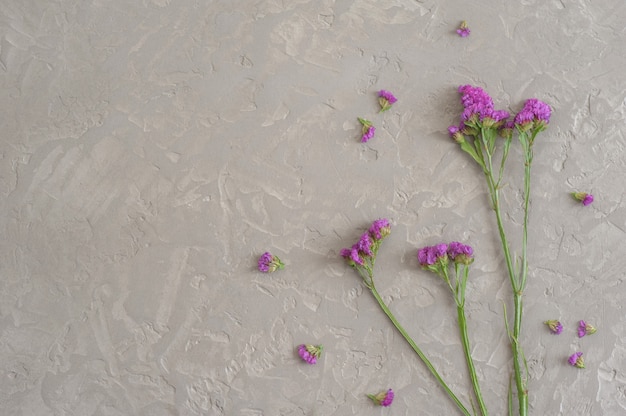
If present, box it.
[341,219,392,268]
[447,241,474,265]
[572,192,594,206]
[417,243,449,267]
[378,90,397,112]
[258,252,285,273]
[568,352,585,368]
[578,320,597,338]
[297,344,323,364]
[514,98,551,131]
[368,389,394,407]
[456,21,470,37]
[358,117,376,143]
[544,319,563,335]
[456,85,508,127]
[368,218,391,241]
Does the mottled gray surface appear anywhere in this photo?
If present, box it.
[1,0,625,415]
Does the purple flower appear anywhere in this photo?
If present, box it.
[568,352,585,368]
[578,320,597,338]
[417,244,449,266]
[258,252,284,273]
[456,21,470,37]
[378,90,397,112]
[572,192,594,206]
[340,247,364,266]
[514,98,551,130]
[544,319,563,335]
[368,389,394,407]
[368,218,391,240]
[358,117,376,142]
[447,241,474,264]
[356,232,374,257]
[297,344,323,364]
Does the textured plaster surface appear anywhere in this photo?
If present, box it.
[1,0,626,415]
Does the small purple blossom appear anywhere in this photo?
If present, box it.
[258,252,284,273]
[578,320,597,338]
[514,98,551,129]
[456,85,509,125]
[297,344,323,364]
[341,220,392,267]
[368,218,391,241]
[358,117,376,142]
[447,241,474,264]
[378,90,397,112]
[544,320,563,335]
[572,192,594,206]
[456,21,470,37]
[568,352,585,368]
[417,244,449,266]
[368,389,394,407]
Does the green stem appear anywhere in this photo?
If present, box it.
[512,293,527,416]
[369,286,472,416]
[457,305,488,416]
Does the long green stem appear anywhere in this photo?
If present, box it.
[457,305,488,416]
[486,171,528,416]
[369,286,472,416]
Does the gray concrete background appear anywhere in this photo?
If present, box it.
[1,0,625,415]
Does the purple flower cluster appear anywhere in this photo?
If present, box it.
[358,117,376,143]
[456,21,470,37]
[568,352,584,368]
[361,125,376,143]
[258,252,284,273]
[340,219,391,266]
[544,319,563,335]
[378,90,398,112]
[297,344,323,364]
[578,320,596,338]
[368,389,394,407]
[513,98,551,127]
[417,241,474,266]
[456,85,510,124]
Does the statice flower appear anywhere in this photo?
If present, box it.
[544,319,563,335]
[378,90,397,112]
[340,218,391,268]
[456,85,509,127]
[258,252,285,273]
[417,243,449,267]
[447,241,474,265]
[368,389,394,407]
[368,218,391,240]
[456,21,470,37]
[568,352,585,368]
[572,192,594,206]
[577,320,597,338]
[514,98,551,132]
[358,117,376,142]
[297,344,323,364]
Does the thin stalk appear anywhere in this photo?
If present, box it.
[369,286,472,416]
[483,166,527,416]
[457,304,488,416]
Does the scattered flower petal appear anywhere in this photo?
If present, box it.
[572,192,594,206]
[568,352,585,368]
[578,320,597,338]
[297,344,323,364]
[544,320,563,335]
[258,252,285,273]
[368,389,394,407]
[358,117,376,142]
[378,90,397,112]
[456,21,470,37]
